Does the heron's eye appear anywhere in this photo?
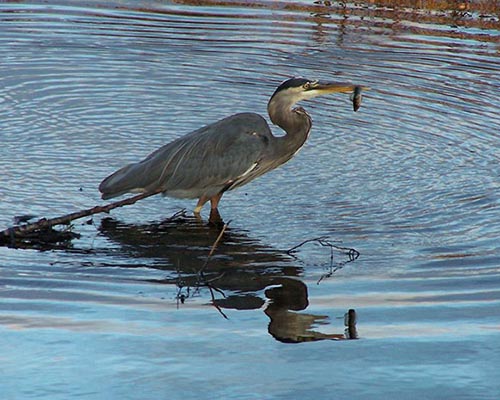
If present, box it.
[302,82,311,90]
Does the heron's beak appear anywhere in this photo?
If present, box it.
[312,81,368,94]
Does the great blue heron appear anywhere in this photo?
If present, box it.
[99,78,364,220]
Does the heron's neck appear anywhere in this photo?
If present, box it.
[267,97,312,158]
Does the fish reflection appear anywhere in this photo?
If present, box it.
[99,215,357,342]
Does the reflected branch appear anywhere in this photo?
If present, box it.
[207,285,229,320]
[286,236,359,257]
[285,236,360,283]
[198,220,231,275]
[173,221,232,319]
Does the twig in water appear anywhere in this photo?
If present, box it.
[285,236,360,284]
[157,209,188,228]
[0,188,165,246]
[197,222,231,319]
[198,220,231,276]
[207,285,229,320]
[286,236,358,257]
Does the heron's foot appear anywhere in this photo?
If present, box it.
[208,208,224,227]
[194,200,207,215]
[193,211,203,225]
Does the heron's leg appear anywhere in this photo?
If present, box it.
[209,192,223,211]
[194,195,209,214]
[208,193,224,226]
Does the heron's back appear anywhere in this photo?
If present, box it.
[99,112,272,200]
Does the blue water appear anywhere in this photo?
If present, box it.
[1,1,499,399]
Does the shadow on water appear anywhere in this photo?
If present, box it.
[99,214,358,343]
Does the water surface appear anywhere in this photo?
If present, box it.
[1,1,499,399]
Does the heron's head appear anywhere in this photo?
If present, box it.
[268,77,365,125]
[272,77,361,102]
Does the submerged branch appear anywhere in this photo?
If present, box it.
[0,189,164,246]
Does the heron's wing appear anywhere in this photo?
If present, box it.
[99,113,272,199]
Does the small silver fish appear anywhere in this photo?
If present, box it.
[352,86,362,112]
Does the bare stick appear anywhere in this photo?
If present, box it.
[0,188,164,241]
[198,220,231,275]
[192,221,231,319]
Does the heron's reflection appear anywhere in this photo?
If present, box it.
[264,279,358,343]
[99,214,357,342]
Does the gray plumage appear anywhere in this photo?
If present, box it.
[99,78,364,214]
